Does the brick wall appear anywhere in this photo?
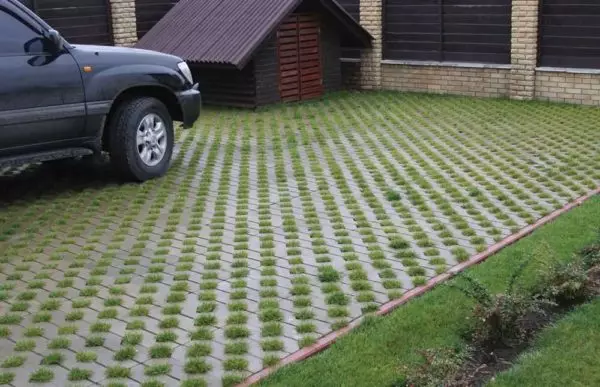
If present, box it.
[381,63,510,98]
[359,0,382,89]
[536,70,600,105]
[109,0,137,47]
[352,0,600,107]
[510,0,539,100]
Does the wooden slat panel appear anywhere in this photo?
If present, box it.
[337,0,360,58]
[277,13,322,102]
[299,54,320,62]
[32,0,112,45]
[279,37,297,44]
[301,73,322,82]
[278,29,298,37]
[336,0,359,21]
[281,90,300,100]
[383,0,441,61]
[442,0,510,64]
[298,14,322,101]
[383,0,510,64]
[279,43,299,51]
[279,56,299,65]
[135,0,179,39]
[278,15,299,102]
[539,1,600,69]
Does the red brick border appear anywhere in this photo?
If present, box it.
[239,187,600,387]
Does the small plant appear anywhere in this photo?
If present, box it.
[580,243,600,268]
[389,237,409,250]
[184,358,211,374]
[76,351,97,362]
[85,335,104,347]
[187,343,211,357]
[386,190,402,202]
[114,346,137,361]
[145,363,171,376]
[401,347,469,387]
[29,368,54,383]
[1,355,25,368]
[41,352,64,365]
[0,372,14,384]
[68,368,92,381]
[150,344,173,359]
[450,257,552,346]
[14,339,35,352]
[537,259,590,305]
[106,365,130,378]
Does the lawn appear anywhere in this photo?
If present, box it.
[260,196,600,387]
[0,91,598,386]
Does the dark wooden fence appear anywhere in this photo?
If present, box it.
[383,0,511,64]
[337,0,361,58]
[135,0,179,39]
[539,0,600,69]
[20,0,113,45]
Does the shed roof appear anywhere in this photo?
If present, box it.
[135,0,373,69]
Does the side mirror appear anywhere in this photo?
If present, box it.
[46,29,64,52]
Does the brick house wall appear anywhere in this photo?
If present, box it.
[109,0,600,107]
[352,0,600,106]
[536,70,600,105]
[109,0,138,47]
[359,0,382,90]
[381,63,510,98]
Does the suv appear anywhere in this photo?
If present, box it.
[0,0,201,181]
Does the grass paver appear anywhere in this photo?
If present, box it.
[0,92,598,386]
[260,195,600,386]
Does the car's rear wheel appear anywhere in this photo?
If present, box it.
[107,97,174,182]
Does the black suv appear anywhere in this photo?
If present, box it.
[0,0,201,181]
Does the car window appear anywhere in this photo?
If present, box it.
[0,7,45,56]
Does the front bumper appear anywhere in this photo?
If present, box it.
[176,83,201,128]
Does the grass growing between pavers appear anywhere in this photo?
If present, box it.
[491,297,600,387]
[260,196,600,387]
[0,91,599,386]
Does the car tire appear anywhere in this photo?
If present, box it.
[107,97,174,182]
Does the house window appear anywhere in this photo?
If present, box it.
[383,0,511,64]
[539,1,600,69]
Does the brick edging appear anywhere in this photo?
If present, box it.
[238,187,600,387]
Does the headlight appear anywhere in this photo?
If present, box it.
[177,62,193,85]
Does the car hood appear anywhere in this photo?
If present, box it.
[69,44,182,68]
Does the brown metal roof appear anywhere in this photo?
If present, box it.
[136,0,372,69]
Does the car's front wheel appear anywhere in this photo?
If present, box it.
[108,97,174,182]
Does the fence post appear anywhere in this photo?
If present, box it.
[510,0,540,100]
[109,0,138,47]
[360,0,383,90]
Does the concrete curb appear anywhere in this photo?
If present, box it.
[239,187,600,387]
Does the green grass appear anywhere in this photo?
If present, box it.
[29,368,54,383]
[260,196,600,387]
[106,365,130,378]
[68,368,93,381]
[1,356,25,368]
[491,298,600,387]
[76,351,97,363]
[0,372,14,384]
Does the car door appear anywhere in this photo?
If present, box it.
[0,2,85,156]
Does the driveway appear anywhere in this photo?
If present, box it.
[0,92,598,386]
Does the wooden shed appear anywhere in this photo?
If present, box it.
[136,0,372,107]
